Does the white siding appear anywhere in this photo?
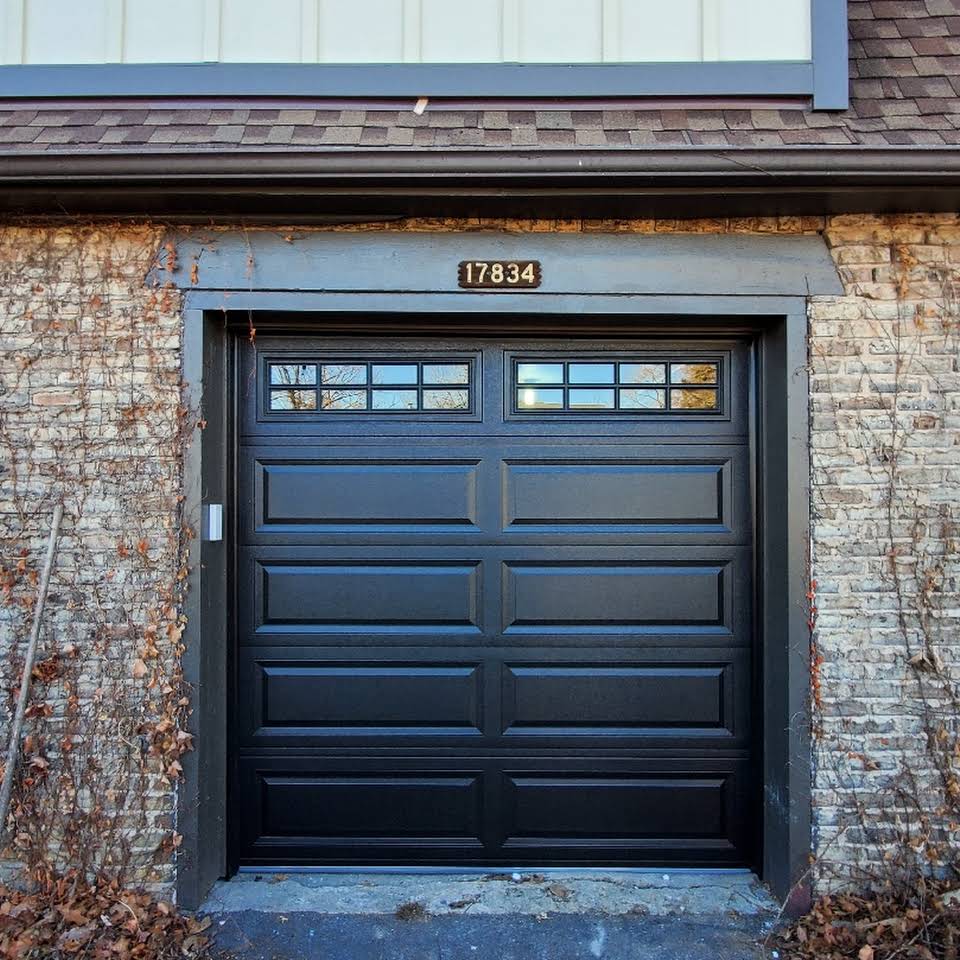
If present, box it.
[23,0,112,63]
[517,0,603,64]
[318,0,403,62]
[713,0,812,62]
[220,0,304,61]
[0,0,813,66]
[617,0,702,62]
[124,0,204,63]
[420,0,500,64]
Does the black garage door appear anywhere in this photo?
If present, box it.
[232,331,755,868]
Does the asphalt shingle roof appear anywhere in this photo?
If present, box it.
[0,0,958,154]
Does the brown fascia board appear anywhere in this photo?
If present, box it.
[0,147,958,220]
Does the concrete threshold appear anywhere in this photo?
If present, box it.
[202,869,779,919]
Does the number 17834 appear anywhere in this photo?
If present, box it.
[458,260,541,289]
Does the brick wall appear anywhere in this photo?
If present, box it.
[809,214,960,881]
[0,214,956,896]
[0,224,184,889]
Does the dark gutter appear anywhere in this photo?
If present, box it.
[1,147,958,220]
[3,146,960,180]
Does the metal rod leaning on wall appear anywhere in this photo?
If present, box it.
[0,503,64,838]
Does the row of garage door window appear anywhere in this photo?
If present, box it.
[266,358,719,413]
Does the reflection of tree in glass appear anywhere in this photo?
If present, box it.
[620,388,665,410]
[270,365,317,411]
[423,364,470,386]
[424,389,469,410]
[672,364,717,409]
[272,364,313,386]
[319,364,367,410]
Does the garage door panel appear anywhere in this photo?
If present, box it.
[237,442,750,546]
[237,646,748,749]
[503,561,723,631]
[501,652,748,745]
[239,655,485,743]
[251,456,481,535]
[501,550,749,640]
[238,762,486,858]
[240,546,749,645]
[253,558,483,635]
[504,458,732,534]
[235,757,749,865]
[501,762,749,862]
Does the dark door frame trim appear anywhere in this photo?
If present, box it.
[178,294,810,910]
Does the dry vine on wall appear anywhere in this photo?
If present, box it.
[0,224,205,956]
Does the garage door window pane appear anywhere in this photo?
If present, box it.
[270,389,318,411]
[372,364,418,384]
[518,387,564,410]
[619,363,666,384]
[372,389,419,410]
[321,389,367,410]
[569,388,615,409]
[670,388,718,410]
[518,363,564,384]
[569,363,615,384]
[423,389,469,410]
[423,363,470,385]
[270,363,317,385]
[670,363,718,385]
[620,388,666,410]
[322,363,367,385]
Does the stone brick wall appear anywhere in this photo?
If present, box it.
[808,214,960,882]
[0,224,185,889]
[0,214,956,897]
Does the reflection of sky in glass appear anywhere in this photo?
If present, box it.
[372,389,418,410]
[619,363,666,384]
[423,389,469,410]
[569,388,615,408]
[320,389,366,410]
[517,388,564,409]
[569,363,615,384]
[322,364,367,385]
[270,364,316,385]
[372,364,417,385]
[620,388,666,409]
[423,364,470,385]
[517,363,563,384]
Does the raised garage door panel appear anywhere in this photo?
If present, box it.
[238,646,749,750]
[255,558,482,632]
[504,461,725,527]
[237,442,750,544]
[257,458,481,532]
[239,546,750,646]
[232,335,756,868]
